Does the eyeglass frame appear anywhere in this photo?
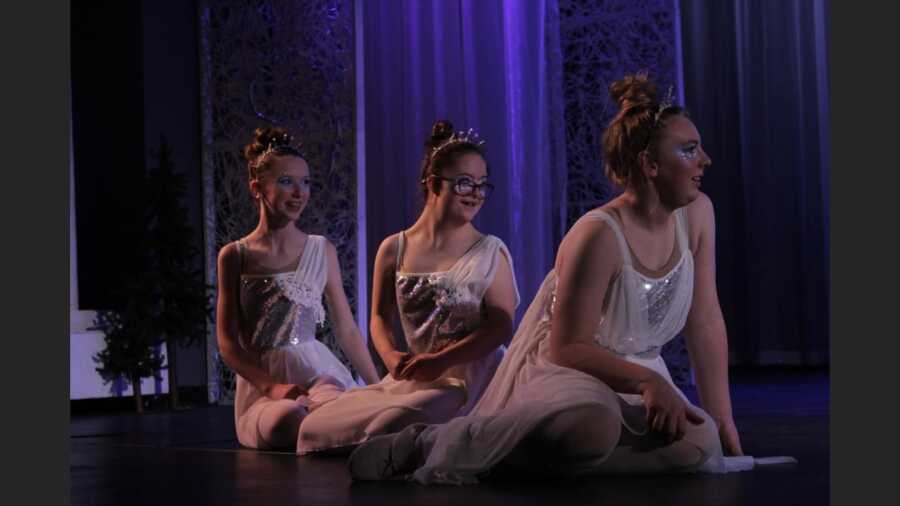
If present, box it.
[422,174,495,199]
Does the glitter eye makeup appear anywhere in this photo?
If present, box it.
[676,143,699,161]
[276,175,311,191]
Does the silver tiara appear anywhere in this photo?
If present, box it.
[653,86,676,124]
[430,127,485,160]
[250,133,302,169]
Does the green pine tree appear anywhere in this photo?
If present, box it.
[145,135,213,409]
[92,292,166,414]
[92,134,212,412]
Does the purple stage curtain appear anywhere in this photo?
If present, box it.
[362,0,568,324]
[681,0,830,365]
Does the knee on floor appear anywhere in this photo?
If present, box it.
[545,404,622,460]
[682,410,721,459]
[260,403,306,450]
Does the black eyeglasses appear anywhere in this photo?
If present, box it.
[426,175,495,199]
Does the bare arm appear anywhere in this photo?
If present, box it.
[548,217,705,441]
[547,220,659,392]
[368,235,412,378]
[401,248,517,381]
[683,194,743,455]
[322,239,381,385]
[215,243,304,399]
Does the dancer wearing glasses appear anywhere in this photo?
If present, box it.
[296,120,520,455]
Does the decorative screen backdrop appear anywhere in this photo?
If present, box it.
[199,0,358,403]
[560,0,682,228]
[198,0,729,400]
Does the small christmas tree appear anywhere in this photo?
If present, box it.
[91,134,212,412]
[91,156,162,413]
[145,135,213,409]
[91,277,165,414]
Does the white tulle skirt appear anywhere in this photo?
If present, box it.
[234,340,360,449]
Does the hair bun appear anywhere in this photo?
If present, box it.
[425,120,454,148]
[609,73,658,111]
[243,126,291,163]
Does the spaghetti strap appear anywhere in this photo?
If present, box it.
[235,240,246,273]
[675,207,690,254]
[584,210,632,266]
[396,232,407,271]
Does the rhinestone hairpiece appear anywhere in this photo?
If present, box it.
[430,127,485,160]
[250,133,302,169]
[653,86,676,125]
[641,86,678,153]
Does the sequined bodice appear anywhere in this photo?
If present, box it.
[240,275,322,350]
[548,209,694,358]
[392,233,519,357]
[637,258,686,330]
[395,272,483,355]
[236,236,327,352]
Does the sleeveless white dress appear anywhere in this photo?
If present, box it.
[297,233,520,454]
[409,208,756,484]
[233,235,360,449]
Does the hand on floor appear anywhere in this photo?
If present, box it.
[718,419,744,456]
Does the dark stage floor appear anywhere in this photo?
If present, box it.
[70,368,829,505]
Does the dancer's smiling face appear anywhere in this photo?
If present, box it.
[251,155,311,221]
[426,152,491,224]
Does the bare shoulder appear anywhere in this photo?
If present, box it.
[321,235,338,257]
[216,242,241,284]
[684,192,716,255]
[485,234,509,252]
[319,236,342,272]
[375,232,401,262]
[217,241,239,264]
[685,191,715,223]
[558,211,621,268]
[484,235,513,270]
[565,210,620,250]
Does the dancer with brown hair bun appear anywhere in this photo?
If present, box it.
[297,120,520,455]
[215,126,380,451]
[348,74,775,484]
